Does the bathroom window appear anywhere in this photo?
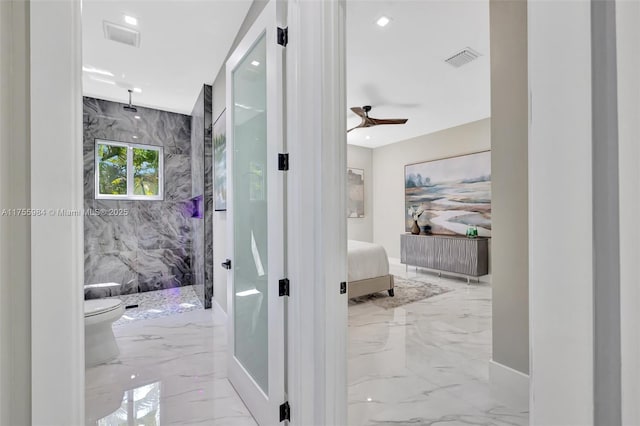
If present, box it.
[95,139,164,200]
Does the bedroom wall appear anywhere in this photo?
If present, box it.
[490,0,529,383]
[371,118,491,259]
[0,1,30,422]
[347,145,373,242]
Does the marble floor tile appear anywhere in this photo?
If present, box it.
[85,306,256,426]
[88,262,527,426]
[348,262,529,426]
[114,285,203,326]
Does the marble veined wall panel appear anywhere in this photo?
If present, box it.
[83,97,193,299]
[190,85,213,308]
[191,87,206,306]
[203,85,214,307]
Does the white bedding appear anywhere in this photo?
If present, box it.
[348,240,390,282]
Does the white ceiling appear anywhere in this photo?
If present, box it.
[81,0,489,140]
[346,0,490,148]
[81,0,253,115]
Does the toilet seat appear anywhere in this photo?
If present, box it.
[84,299,123,317]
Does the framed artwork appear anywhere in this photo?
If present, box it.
[405,150,491,236]
[213,109,227,211]
[347,168,365,218]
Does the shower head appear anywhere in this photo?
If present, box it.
[123,89,138,113]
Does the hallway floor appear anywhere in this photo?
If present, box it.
[348,261,529,425]
[85,305,256,426]
[87,264,528,425]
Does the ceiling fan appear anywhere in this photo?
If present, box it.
[347,105,408,133]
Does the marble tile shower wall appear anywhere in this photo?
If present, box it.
[190,85,214,308]
[83,97,194,298]
[204,87,214,308]
[191,87,205,306]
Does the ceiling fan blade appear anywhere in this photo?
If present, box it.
[347,123,367,133]
[347,106,408,133]
[350,107,367,118]
[371,118,408,126]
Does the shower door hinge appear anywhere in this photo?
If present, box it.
[340,281,347,295]
[277,27,288,47]
[279,278,290,297]
[278,153,289,171]
[279,401,291,422]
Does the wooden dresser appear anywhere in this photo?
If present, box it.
[400,234,489,280]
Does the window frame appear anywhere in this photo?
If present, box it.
[94,139,164,201]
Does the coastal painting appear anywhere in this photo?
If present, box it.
[347,168,365,218]
[213,109,227,211]
[405,151,491,236]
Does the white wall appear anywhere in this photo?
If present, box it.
[371,118,490,259]
[489,0,529,378]
[528,1,594,423]
[0,1,31,424]
[617,1,640,424]
[347,145,373,242]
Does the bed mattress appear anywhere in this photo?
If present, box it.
[348,240,390,282]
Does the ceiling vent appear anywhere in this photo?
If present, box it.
[103,21,140,48]
[445,47,481,68]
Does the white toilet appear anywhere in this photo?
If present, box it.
[84,298,125,367]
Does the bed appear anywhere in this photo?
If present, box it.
[347,240,395,298]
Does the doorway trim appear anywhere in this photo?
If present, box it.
[285,0,348,424]
[616,0,640,423]
[29,0,85,424]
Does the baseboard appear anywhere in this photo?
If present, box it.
[211,297,228,319]
[489,359,530,411]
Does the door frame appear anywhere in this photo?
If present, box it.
[284,0,348,424]
[616,0,640,423]
[224,0,286,423]
[29,0,85,424]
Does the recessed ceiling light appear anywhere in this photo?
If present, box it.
[133,87,142,94]
[132,135,138,139]
[376,16,391,27]
[82,65,114,77]
[134,115,141,120]
[124,15,138,26]
[251,60,260,67]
